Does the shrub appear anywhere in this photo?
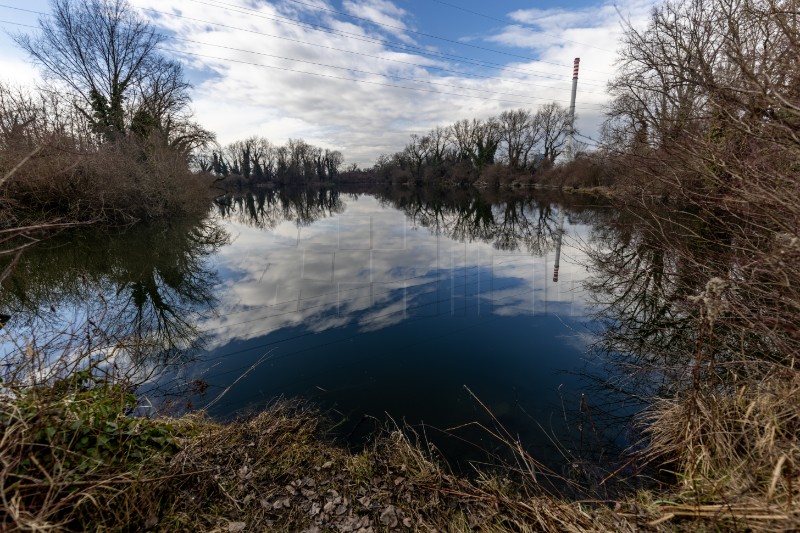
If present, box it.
[0,370,179,530]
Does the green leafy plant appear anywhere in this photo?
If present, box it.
[0,370,180,529]
[4,370,178,475]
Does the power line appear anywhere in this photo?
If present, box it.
[161,47,607,111]
[141,4,612,86]
[0,29,609,116]
[188,0,615,75]
[0,3,612,90]
[0,5,603,95]
[0,4,40,16]
[428,0,616,55]
[576,132,606,147]
[0,18,37,29]
[142,8,612,90]
[0,6,611,111]
[430,0,511,25]
[165,38,607,108]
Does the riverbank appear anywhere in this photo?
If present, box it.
[0,374,620,531]
[0,141,218,280]
[2,370,798,532]
[0,77,216,259]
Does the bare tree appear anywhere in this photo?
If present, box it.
[310,146,324,180]
[536,103,570,164]
[286,139,317,181]
[424,126,451,165]
[596,0,800,508]
[497,108,542,170]
[131,59,190,133]
[604,0,722,150]
[275,145,289,178]
[15,0,164,141]
[404,134,430,179]
[323,149,343,178]
[128,58,212,153]
[449,118,500,170]
[223,142,242,175]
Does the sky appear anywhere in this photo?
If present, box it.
[0,0,656,166]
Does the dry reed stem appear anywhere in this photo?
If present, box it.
[0,145,41,187]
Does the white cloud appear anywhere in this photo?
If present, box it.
[341,0,414,43]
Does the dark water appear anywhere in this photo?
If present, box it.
[0,187,640,478]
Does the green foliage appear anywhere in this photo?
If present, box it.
[130,108,160,140]
[2,370,178,478]
[88,88,125,141]
[0,369,188,529]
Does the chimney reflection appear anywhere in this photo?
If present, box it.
[553,208,564,283]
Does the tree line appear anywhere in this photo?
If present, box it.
[365,102,575,187]
[197,137,346,184]
[593,0,800,516]
[201,102,576,190]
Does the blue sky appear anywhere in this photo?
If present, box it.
[0,0,655,164]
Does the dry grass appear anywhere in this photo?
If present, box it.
[0,82,215,230]
[3,308,798,532]
[158,407,630,533]
[638,365,800,530]
[0,372,637,532]
[9,375,799,532]
[0,372,178,530]
[0,136,215,226]
[584,214,800,530]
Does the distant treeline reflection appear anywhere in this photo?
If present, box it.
[213,185,607,255]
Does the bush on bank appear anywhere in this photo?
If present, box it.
[0,132,215,228]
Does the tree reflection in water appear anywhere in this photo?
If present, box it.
[213,187,345,230]
[374,187,563,255]
[3,186,647,486]
[214,186,571,257]
[580,201,798,444]
[0,216,229,382]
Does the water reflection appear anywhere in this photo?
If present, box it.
[131,188,632,478]
[194,189,590,350]
[585,210,692,394]
[372,188,563,255]
[582,205,774,401]
[213,188,345,230]
[1,187,636,481]
[0,216,229,376]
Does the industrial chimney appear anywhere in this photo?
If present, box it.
[564,57,580,162]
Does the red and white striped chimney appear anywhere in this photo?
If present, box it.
[565,58,580,162]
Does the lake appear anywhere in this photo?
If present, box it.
[0,187,640,479]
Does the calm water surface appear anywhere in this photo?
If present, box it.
[1,188,638,473]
